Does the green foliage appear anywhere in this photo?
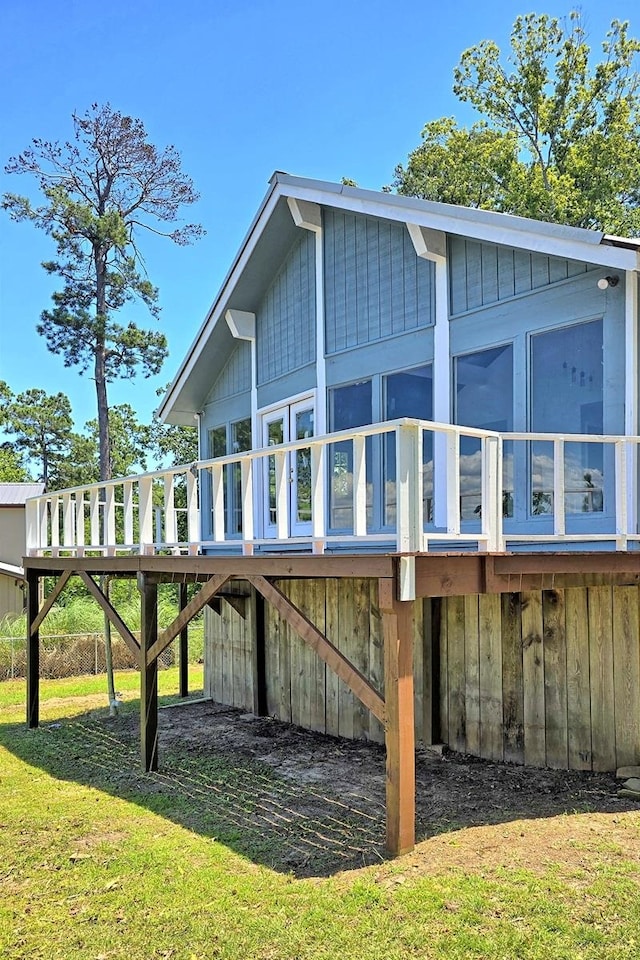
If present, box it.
[0,443,30,482]
[394,12,640,233]
[3,388,73,486]
[148,385,198,468]
[2,103,203,482]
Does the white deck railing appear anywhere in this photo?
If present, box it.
[24,419,640,557]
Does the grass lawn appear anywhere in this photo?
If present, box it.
[1,672,639,959]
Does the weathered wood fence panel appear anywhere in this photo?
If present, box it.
[439,586,640,772]
[206,578,430,746]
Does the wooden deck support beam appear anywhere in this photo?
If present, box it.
[139,575,159,772]
[379,577,416,856]
[26,569,40,729]
[179,583,189,699]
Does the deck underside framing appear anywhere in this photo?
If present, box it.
[24,550,640,856]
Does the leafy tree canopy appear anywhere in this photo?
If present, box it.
[2,104,203,481]
[393,12,640,233]
[3,388,73,487]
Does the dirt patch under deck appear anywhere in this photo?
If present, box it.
[90,698,638,878]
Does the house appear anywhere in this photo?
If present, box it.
[0,483,44,620]
[22,174,640,855]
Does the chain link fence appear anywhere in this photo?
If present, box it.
[0,633,179,681]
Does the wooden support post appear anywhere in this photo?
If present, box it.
[26,569,40,729]
[379,576,416,856]
[139,575,158,771]
[253,589,267,716]
[179,583,189,699]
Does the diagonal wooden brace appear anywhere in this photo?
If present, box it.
[78,570,140,661]
[247,575,385,723]
[146,573,230,665]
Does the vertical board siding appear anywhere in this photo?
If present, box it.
[257,231,316,385]
[205,583,255,711]
[209,341,251,402]
[205,577,428,747]
[440,585,640,772]
[449,238,591,316]
[324,209,434,354]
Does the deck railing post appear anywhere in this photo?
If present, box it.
[62,493,74,552]
[123,481,134,547]
[352,435,367,538]
[481,435,503,552]
[138,477,154,554]
[445,430,461,536]
[241,458,254,555]
[186,469,199,555]
[212,464,225,543]
[164,474,177,549]
[75,493,85,555]
[104,485,116,555]
[89,489,100,549]
[51,497,60,557]
[25,499,38,556]
[311,443,326,553]
[615,440,629,550]
[396,422,423,553]
[275,450,288,540]
[553,439,566,537]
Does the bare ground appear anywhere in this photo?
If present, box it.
[64,698,639,879]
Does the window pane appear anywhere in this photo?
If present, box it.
[328,380,372,530]
[231,418,251,534]
[531,320,603,515]
[295,409,313,524]
[384,365,433,526]
[454,345,513,520]
[267,417,284,526]
[208,426,227,458]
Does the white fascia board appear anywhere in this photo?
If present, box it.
[281,182,640,272]
[157,187,283,422]
[0,561,24,579]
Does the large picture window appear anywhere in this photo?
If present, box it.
[328,380,372,530]
[206,418,251,537]
[383,365,433,525]
[454,344,514,520]
[530,319,603,515]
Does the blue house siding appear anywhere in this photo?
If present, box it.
[256,231,316,386]
[324,209,434,354]
[208,341,251,403]
[449,236,593,316]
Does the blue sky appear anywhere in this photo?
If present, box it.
[1,0,638,435]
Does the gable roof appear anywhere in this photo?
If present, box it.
[158,172,640,425]
[0,483,45,506]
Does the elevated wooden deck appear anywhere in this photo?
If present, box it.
[24,548,640,856]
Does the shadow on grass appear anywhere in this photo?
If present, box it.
[0,694,630,878]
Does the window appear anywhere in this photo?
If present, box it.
[206,418,252,537]
[328,380,372,530]
[454,344,514,520]
[530,319,603,515]
[384,365,433,525]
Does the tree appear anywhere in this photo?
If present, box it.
[0,444,30,482]
[4,388,73,487]
[2,103,203,483]
[393,13,640,233]
[148,386,198,468]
